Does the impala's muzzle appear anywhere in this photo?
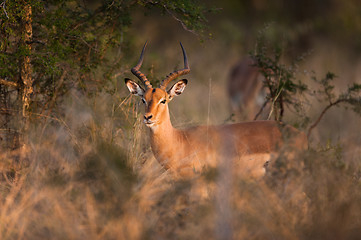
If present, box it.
[144,114,152,120]
[144,113,154,125]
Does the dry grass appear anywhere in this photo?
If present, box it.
[0,83,360,240]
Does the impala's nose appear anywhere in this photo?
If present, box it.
[144,114,153,121]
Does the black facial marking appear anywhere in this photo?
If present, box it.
[152,89,156,93]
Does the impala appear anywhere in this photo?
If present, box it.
[125,42,307,178]
[228,57,266,120]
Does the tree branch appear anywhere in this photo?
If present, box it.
[253,99,269,120]
[307,99,348,138]
[0,78,18,88]
[1,0,9,19]
[163,5,199,36]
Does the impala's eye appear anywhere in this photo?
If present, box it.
[141,98,146,104]
[160,99,166,104]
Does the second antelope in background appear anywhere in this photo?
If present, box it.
[228,57,267,120]
[125,42,307,179]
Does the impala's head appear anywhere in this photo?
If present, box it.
[125,42,190,128]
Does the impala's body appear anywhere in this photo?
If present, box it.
[126,43,307,179]
[149,119,305,178]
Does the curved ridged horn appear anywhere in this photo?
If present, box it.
[131,41,152,89]
[160,42,190,89]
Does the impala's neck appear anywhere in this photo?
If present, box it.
[147,107,181,168]
[149,113,175,139]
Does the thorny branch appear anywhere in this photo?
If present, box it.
[163,5,199,36]
[1,0,9,19]
[307,99,349,138]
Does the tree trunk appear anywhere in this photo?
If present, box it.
[19,2,33,147]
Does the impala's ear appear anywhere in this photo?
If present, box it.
[125,78,145,97]
[167,79,188,100]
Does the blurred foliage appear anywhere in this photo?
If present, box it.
[0,0,210,95]
[205,0,361,61]
[250,25,361,134]
[261,142,361,240]
[142,0,214,36]
[250,26,309,123]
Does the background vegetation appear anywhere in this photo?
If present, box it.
[0,0,360,239]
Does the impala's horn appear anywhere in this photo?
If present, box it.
[160,42,190,89]
[131,41,152,89]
